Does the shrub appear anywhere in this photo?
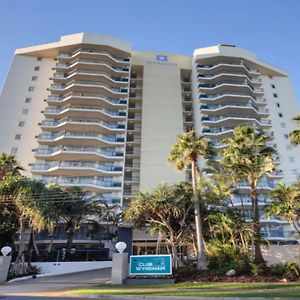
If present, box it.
[268,263,285,276]
[283,262,300,281]
[249,263,266,276]
[207,241,251,275]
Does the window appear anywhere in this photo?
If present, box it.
[25,97,31,103]
[278,113,283,118]
[37,57,42,61]
[11,147,18,154]
[31,76,37,81]
[269,75,273,79]
[34,66,40,71]
[15,134,21,140]
[28,86,35,92]
[276,103,280,108]
[273,93,278,98]
[286,145,292,150]
[22,109,28,115]
[292,169,298,175]
[271,84,275,89]
[280,123,286,128]
[283,134,289,139]
[18,121,25,127]
[289,157,295,163]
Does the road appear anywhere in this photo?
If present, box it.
[0,268,111,299]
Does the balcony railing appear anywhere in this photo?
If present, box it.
[58,48,130,63]
[35,146,124,157]
[53,71,129,83]
[56,59,130,72]
[42,177,122,188]
[50,81,128,94]
[38,131,125,143]
[197,61,260,74]
[32,162,123,172]
[48,93,127,105]
[45,105,127,118]
[42,118,126,130]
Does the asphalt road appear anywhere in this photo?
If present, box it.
[0,268,111,299]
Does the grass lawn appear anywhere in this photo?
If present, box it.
[66,282,300,298]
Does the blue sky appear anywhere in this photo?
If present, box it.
[0,0,299,103]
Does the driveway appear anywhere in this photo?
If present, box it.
[0,268,111,299]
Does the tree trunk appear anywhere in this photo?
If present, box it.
[47,228,55,253]
[11,217,29,275]
[250,180,265,265]
[171,244,179,269]
[191,160,207,270]
[66,223,74,251]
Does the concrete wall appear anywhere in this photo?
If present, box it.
[31,261,112,275]
[262,245,300,265]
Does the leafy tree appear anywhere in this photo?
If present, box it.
[267,182,300,235]
[0,177,50,275]
[125,182,195,269]
[168,130,212,269]
[289,115,300,145]
[220,126,276,265]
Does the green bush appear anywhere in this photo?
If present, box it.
[268,263,285,276]
[283,262,300,281]
[207,241,251,275]
[249,263,266,276]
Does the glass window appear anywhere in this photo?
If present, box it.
[31,76,37,81]
[25,97,32,103]
[15,134,21,140]
[11,147,18,154]
[28,86,35,92]
[273,93,278,98]
[280,123,286,128]
[22,109,28,115]
[34,66,40,71]
[18,121,25,127]
[289,157,295,163]
[278,113,283,117]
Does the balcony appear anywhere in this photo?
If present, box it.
[197,61,260,75]
[198,81,264,95]
[50,80,129,95]
[41,176,122,191]
[58,48,131,64]
[201,115,271,127]
[200,103,269,116]
[32,161,123,175]
[38,131,125,146]
[44,105,127,120]
[202,127,234,137]
[41,118,126,133]
[34,146,124,160]
[124,176,140,183]
[199,93,266,106]
[197,73,262,85]
[47,93,127,108]
[55,59,130,74]
[53,70,129,86]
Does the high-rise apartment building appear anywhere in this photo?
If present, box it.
[0,33,299,249]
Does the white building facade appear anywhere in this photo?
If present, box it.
[0,33,299,248]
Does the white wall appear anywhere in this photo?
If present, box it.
[0,55,55,176]
[31,261,112,275]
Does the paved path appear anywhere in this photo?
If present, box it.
[0,268,111,299]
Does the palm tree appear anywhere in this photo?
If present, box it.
[220,126,276,265]
[168,130,212,269]
[52,186,98,251]
[267,182,300,235]
[0,153,24,180]
[289,115,300,145]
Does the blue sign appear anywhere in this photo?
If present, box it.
[156,55,168,62]
[129,255,172,275]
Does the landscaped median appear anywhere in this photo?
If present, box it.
[66,282,300,298]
